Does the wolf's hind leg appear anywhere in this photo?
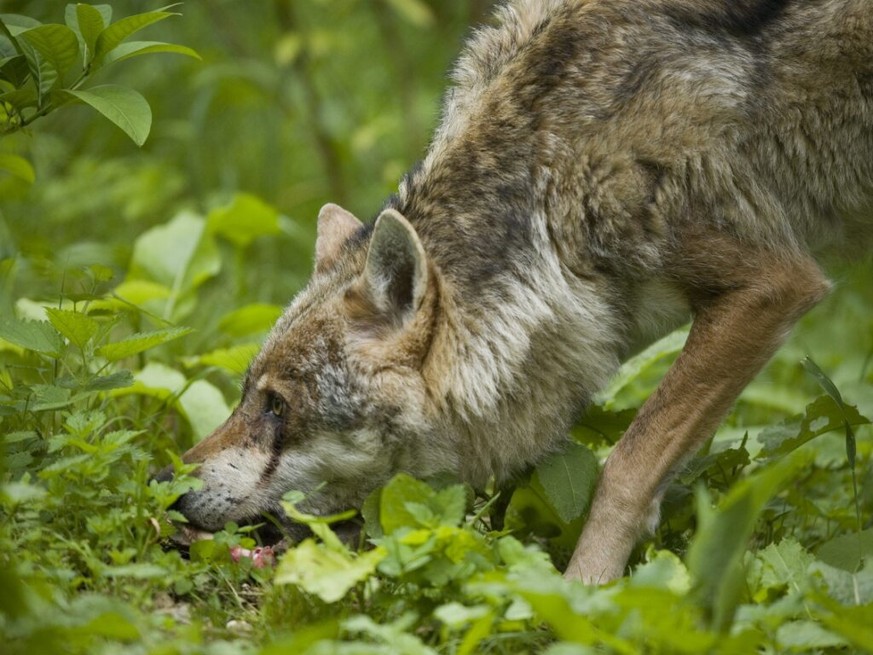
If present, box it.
[565,242,830,584]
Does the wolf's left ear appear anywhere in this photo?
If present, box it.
[316,203,364,273]
[364,208,428,318]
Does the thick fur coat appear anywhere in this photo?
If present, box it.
[164,0,873,582]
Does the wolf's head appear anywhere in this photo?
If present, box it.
[164,204,457,536]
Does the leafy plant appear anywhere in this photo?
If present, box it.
[0,3,199,182]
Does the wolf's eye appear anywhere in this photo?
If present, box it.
[268,394,285,418]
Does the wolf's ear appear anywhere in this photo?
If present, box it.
[316,203,363,273]
[364,208,428,318]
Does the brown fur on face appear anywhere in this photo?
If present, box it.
[167,0,872,582]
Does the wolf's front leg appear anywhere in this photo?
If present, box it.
[564,244,830,584]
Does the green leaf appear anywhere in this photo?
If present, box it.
[84,371,134,391]
[274,539,385,603]
[103,40,200,65]
[817,529,873,572]
[73,611,140,641]
[16,39,56,103]
[18,24,79,92]
[218,303,283,338]
[44,307,99,349]
[535,442,599,523]
[747,538,815,602]
[67,3,107,62]
[183,343,259,375]
[802,357,846,406]
[0,152,34,183]
[127,212,221,320]
[434,484,467,528]
[0,54,29,88]
[599,326,689,407]
[30,384,74,412]
[0,15,42,37]
[687,451,809,631]
[380,473,435,534]
[93,9,178,66]
[96,326,192,361]
[64,85,151,146]
[176,379,231,440]
[757,395,869,460]
[104,563,168,579]
[0,317,62,355]
[572,404,636,446]
[206,193,281,248]
[818,603,873,652]
[776,620,846,652]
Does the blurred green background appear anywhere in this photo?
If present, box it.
[1,0,493,304]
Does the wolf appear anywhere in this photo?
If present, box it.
[160,0,873,583]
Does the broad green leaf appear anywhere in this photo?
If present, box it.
[93,9,178,66]
[281,496,358,553]
[818,603,873,652]
[434,484,467,528]
[111,363,228,438]
[16,38,56,102]
[776,620,846,651]
[66,4,107,62]
[218,303,283,337]
[0,317,62,355]
[184,343,259,375]
[177,379,231,440]
[802,357,846,406]
[572,404,636,446]
[433,602,491,630]
[536,442,598,523]
[104,40,200,65]
[275,538,385,603]
[687,451,809,631]
[258,622,341,655]
[629,550,691,593]
[0,568,33,621]
[30,384,74,412]
[104,563,167,579]
[817,528,873,572]
[127,212,221,318]
[0,14,42,35]
[810,560,873,605]
[599,326,689,407]
[0,152,34,183]
[747,538,815,602]
[380,473,434,534]
[342,614,438,655]
[1,481,47,505]
[96,326,192,361]
[44,307,98,349]
[74,611,140,641]
[84,370,134,391]
[19,24,79,85]
[64,85,151,146]
[0,54,29,87]
[110,279,171,306]
[207,193,281,248]
[757,395,869,460]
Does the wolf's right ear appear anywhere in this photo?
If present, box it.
[363,208,428,320]
[315,203,364,273]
